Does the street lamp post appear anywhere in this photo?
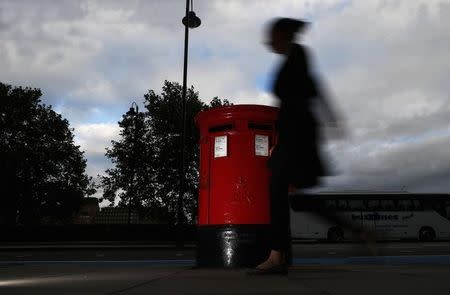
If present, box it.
[177,0,201,248]
[128,102,139,225]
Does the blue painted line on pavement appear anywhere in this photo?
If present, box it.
[2,255,450,266]
[293,255,450,265]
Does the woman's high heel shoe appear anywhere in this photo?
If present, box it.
[246,263,288,275]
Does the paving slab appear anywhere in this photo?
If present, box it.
[0,264,186,295]
[121,268,318,295]
[1,263,450,295]
[289,265,450,295]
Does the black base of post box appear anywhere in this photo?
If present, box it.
[196,224,283,268]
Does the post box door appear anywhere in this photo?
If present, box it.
[209,129,272,225]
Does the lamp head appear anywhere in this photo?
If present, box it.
[129,102,139,114]
[182,11,201,28]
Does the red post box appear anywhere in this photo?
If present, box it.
[195,104,279,267]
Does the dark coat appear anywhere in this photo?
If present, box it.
[268,43,326,188]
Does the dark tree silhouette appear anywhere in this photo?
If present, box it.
[101,103,154,220]
[101,80,231,223]
[0,82,95,225]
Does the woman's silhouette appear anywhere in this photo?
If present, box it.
[248,17,341,275]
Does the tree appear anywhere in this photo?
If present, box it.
[0,82,95,225]
[101,104,155,220]
[101,80,231,224]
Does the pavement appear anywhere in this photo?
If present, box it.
[1,262,450,294]
[1,242,450,294]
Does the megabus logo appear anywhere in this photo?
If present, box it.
[352,213,399,221]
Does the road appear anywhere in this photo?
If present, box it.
[1,241,449,262]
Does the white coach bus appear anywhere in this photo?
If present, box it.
[289,192,450,241]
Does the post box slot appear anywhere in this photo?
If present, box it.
[209,124,233,133]
[248,123,273,131]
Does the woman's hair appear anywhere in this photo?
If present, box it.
[270,18,308,40]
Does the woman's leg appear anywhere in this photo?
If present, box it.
[269,168,291,255]
[254,167,290,269]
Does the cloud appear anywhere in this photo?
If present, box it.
[73,122,120,175]
[1,0,450,193]
[321,133,450,193]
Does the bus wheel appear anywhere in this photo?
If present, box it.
[419,227,435,242]
[328,227,344,242]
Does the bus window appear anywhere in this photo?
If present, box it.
[337,200,349,211]
[366,200,381,210]
[381,200,395,211]
[397,200,412,211]
[349,200,364,211]
[412,200,424,211]
[325,200,337,210]
[431,200,447,219]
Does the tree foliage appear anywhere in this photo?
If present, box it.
[0,82,95,225]
[101,81,231,224]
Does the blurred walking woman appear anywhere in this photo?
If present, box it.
[249,18,338,275]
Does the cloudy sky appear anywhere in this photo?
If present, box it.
[1,0,450,197]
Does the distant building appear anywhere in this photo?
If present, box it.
[93,207,154,224]
[72,197,100,224]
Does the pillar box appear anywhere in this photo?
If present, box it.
[194,104,279,267]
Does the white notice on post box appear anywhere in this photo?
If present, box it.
[255,135,269,156]
[214,135,227,158]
